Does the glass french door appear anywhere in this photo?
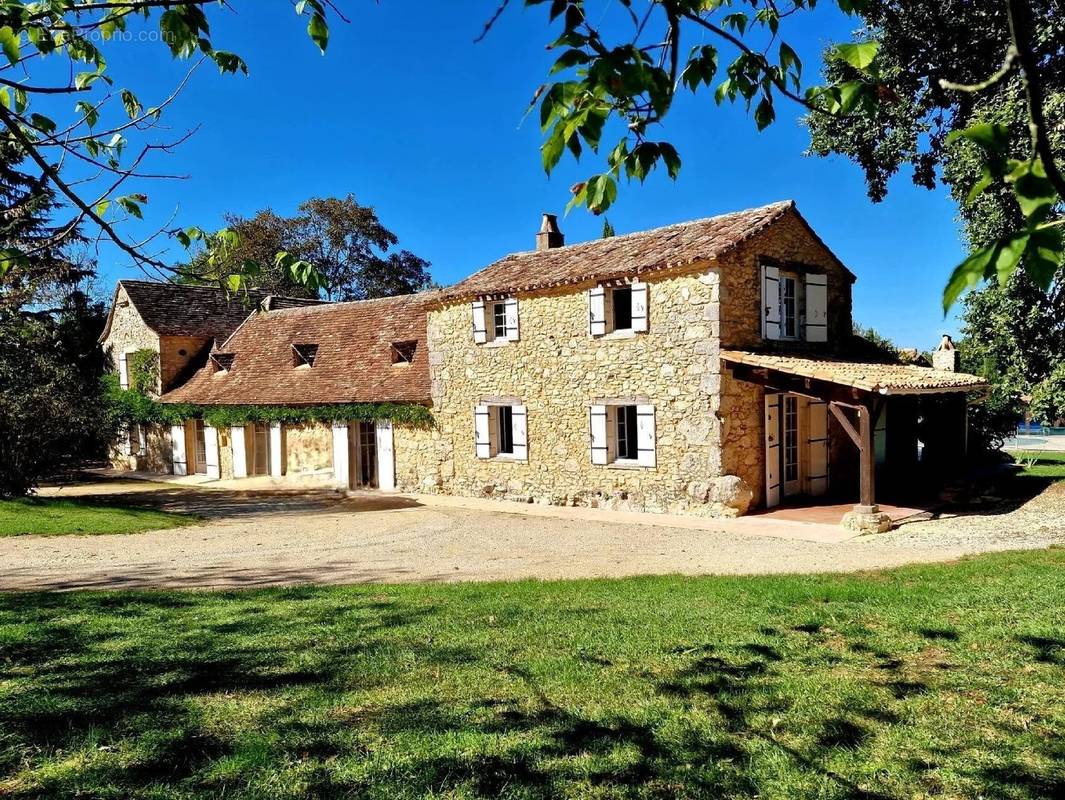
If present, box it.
[782,395,801,496]
[192,420,208,475]
[251,423,270,475]
[349,422,378,488]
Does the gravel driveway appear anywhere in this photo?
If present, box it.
[3,480,1062,591]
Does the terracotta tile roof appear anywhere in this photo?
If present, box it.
[721,350,988,395]
[160,293,430,405]
[102,280,324,342]
[441,200,836,300]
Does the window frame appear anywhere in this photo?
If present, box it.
[610,286,634,332]
[779,271,800,340]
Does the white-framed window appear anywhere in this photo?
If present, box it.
[589,403,656,467]
[589,280,648,336]
[474,403,528,460]
[761,264,828,343]
[472,297,519,344]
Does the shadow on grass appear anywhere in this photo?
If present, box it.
[0,591,1062,799]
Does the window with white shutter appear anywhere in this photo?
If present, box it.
[631,281,648,332]
[590,403,656,467]
[589,404,609,464]
[118,351,129,389]
[474,297,519,344]
[474,404,491,458]
[589,287,607,336]
[504,297,520,341]
[761,264,781,340]
[591,282,650,336]
[472,300,487,344]
[170,423,187,475]
[475,402,528,460]
[804,273,828,343]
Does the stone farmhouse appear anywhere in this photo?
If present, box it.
[100,201,986,529]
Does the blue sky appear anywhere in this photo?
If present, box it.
[87,2,966,348]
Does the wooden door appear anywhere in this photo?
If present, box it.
[764,393,781,508]
[782,395,802,497]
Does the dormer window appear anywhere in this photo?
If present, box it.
[211,353,235,372]
[292,343,319,367]
[391,340,417,364]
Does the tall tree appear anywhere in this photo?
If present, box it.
[181,196,433,301]
[0,1,335,292]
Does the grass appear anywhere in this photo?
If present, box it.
[0,550,1062,798]
[0,497,196,537]
[1011,450,1065,480]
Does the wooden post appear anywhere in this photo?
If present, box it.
[858,403,876,511]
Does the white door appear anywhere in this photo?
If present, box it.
[782,395,801,497]
[764,393,781,508]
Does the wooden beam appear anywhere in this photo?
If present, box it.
[858,404,875,508]
[828,402,861,448]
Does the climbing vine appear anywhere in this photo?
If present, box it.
[103,375,433,429]
[127,349,160,397]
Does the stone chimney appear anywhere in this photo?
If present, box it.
[932,334,960,372]
[535,213,564,251]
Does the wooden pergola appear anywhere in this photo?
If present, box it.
[721,351,988,515]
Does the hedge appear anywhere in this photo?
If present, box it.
[103,375,434,429]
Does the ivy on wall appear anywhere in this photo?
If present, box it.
[103,375,433,429]
[127,349,160,397]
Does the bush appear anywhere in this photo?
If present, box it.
[1030,363,1065,426]
[0,303,113,496]
[968,384,1023,452]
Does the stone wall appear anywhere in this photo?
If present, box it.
[285,423,333,476]
[720,211,854,351]
[159,335,212,392]
[426,264,749,515]
[394,422,448,492]
[101,284,160,381]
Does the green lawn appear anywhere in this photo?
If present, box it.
[1012,450,1065,480]
[0,497,196,537]
[0,551,1062,798]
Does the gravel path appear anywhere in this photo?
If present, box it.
[2,481,1061,591]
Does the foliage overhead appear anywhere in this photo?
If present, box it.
[504,0,1063,309]
[1029,362,1065,425]
[0,0,335,293]
[181,196,434,301]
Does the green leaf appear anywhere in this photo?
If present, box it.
[942,231,1029,311]
[307,14,329,53]
[778,42,801,78]
[0,26,20,66]
[541,125,566,174]
[754,96,775,130]
[833,41,879,70]
[947,122,1009,156]
[29,113,56,134]
[1010,159,1057,222]
[76,100,99,128]
[1025,225,1064,288]
[120,89,141,119]
[659,142,681,179]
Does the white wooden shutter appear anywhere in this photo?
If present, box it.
[764,393,781,508]
[472,300,488,344]
[504,297,520,341]
[204,425,220,480]
[805,273,828,343]
[631,280,648,332]
[170,423,187,475]
[331,422,349,488]
[806,400,829,497]
[589,286,607,336]
[762,265,781,340]
[512,404,528,460]
[589,404,608,464]
[118,352,129,389]
[375,420,396,490]
[636,404,657,467]
[231,426,248,479]
[269,422,284,477]
[474,405,491,459]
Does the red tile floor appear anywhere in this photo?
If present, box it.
[754,501,935,526]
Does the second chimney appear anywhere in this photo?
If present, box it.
[932,334,961,372]
[536,213,564,251]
